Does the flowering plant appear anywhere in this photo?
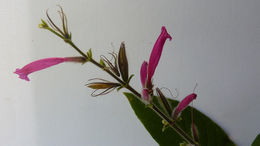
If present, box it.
[14,7,260,146]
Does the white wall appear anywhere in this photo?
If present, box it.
[0,0,36,146]
[1,0,260,146]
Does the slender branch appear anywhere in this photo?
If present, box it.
[90,59,125,85]
[66,41,88,59]
[43,25,198,145]
[151,105,197,145]
[125,85,197,144]
[65,40,198,146]
[46,27,64,40]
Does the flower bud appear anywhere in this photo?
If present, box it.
[118,42,129,82]
[87,82,120,89]
[156,88,172,116]
[86,79,121,97]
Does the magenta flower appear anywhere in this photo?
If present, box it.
[140,26,172,101]
[14,57,85,81]
[172,93,197,119]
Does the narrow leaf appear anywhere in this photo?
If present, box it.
[252,134,260,146]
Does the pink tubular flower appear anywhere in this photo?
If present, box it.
[14,57,85,81]
[172,93,197,119]
[140,26,172,101]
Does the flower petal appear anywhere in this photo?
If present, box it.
[172,93,197,119]
[15,68,30,81]
[14,57,85,81]
[147,26,172,87]
[140,61,148,88]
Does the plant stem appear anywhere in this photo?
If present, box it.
[64,40,198,146]
[44,22,198,145]
[151,105,197,145]
[125,85,197,145]
[66,41,88,59]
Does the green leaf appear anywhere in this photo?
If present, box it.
[99,58,106,67]
[87,48,92,59]
[38,19,49,28]
[252,134,260,146]
[124,92,236,146]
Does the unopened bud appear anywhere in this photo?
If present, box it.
[156,88,172,116]
[86,79,121,97]
[118,42,129,82]
[87,82,120,89]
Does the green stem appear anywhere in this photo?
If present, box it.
[66,41,88,59]
[43,27,87,59]
[46,28,64,40]
[151,105,198,145]
[124,85,197,145]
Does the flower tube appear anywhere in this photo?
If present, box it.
[14,57,85,81]
[140,26,172,101]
